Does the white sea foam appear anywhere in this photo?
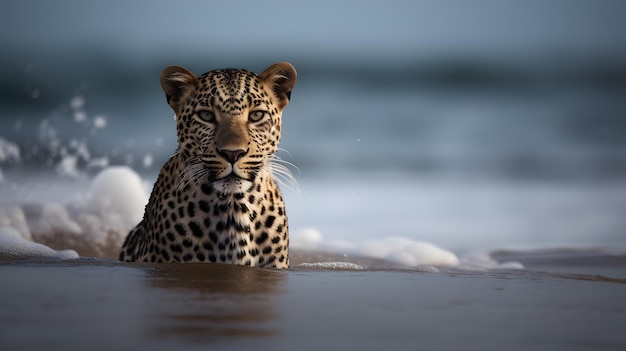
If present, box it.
[291,227,461,268]
[0,166,149,258]
[83,166,148,229]
[0,227,78,261]
[0,166,522,269]
[0,206,31,240]
[296,262,365,270]
[290,227,524,270]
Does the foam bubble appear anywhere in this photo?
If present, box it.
[85,166,148,228]
[296,262,365,270]
[87,156,109,169]
[0,227,78,261]
[56,155,82,178]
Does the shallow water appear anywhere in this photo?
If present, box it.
[1,255,625,351]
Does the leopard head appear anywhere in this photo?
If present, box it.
[160,62,296,186]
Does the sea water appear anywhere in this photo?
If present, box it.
[2,62,626,350]
[1,258,625,351]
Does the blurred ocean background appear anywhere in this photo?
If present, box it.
[1,0,625,258]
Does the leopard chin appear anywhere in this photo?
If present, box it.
[212,177,253,193]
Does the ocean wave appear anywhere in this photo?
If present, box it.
[0,166,524,270]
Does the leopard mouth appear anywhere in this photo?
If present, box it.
[208,162,259,183]
[204,168,242,183]
[223,173,243,181]
[211,163,241,180]
[218,168,252,182]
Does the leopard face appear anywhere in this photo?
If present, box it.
[166,63,295,186]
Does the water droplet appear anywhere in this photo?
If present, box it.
[73,111,87,123]
[93,115,107,129]
[70,96,85,110]
[143,154,153,168]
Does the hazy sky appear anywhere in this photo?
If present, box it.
[2,0,625,62]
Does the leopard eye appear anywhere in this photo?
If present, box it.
[249,110,268,123]
[197,110,216,123]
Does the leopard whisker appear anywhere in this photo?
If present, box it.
[177,158,206,193]
[268,154,300,195]
[271,154,301,177]
[277,147,293,158]
[192,167,210,190]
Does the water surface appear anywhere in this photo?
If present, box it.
[1,255,625,351]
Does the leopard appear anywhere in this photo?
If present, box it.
[119,62,297,268]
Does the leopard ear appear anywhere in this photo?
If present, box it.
[259,62,297,109]
[160,65,199,113]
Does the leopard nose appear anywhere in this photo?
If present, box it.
[218,148,248,164]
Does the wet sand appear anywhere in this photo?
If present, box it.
[1,252,625,351]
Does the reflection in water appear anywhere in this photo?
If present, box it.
[144,263,286,343]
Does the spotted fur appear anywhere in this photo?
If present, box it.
[119,62,297,268]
